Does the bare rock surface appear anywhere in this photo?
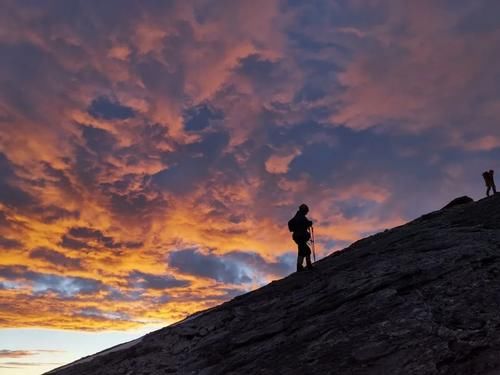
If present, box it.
[47,195,500,375]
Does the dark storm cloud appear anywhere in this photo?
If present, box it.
[107,191,159,218]
[34,275,102,297]
[0,182,35,207]
[60,226,142,250]
[225,251,294,277]
[68,226,107,240]
[454,0,500,33]
[30,205,80,223]
[105,287,143,302]
[72,146,99,187]
[270,122,434,184]
[236,54,284,84]
[0,265,103,297]
[100,174,138,193]
[81,125,118,154]
[0,153,35,209]
[136,54,186,100]
[29,247,83,270]
[71,125,168,221]
[0,236,22,249]
[280,124,461,217]
[0,43,69,121]
[0,211,9,227]
[168,249,294,284]
[127,270,190,290]
[59,235,88,251]
[169,249,248,284]
[234,53,297,99]
[152,131,230,193]
[88,96,135,120]
[183,103,223,132]
[99,174,167,219]
[287,0,387,34]
[41,161,79,197]
[0,154,79,222]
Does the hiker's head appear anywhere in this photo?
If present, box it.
[299,204,309,214]
[490,170,494,175]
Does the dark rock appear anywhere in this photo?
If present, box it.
[352,342,395,362]
[46,195,500,375]
[442,196,474,209]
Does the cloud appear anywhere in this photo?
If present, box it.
[76,307,131,321]
[60,226,142,251]
[0,211,9,227]
[29,247,83,270]
[30,205,80,223]
[105,287,143,302]
[183,103,223,132]
[81,125,119,155]
[168,248,251,284]
[265,148,302,174]
[0,350,36,359]
[234,53,297,99]
[0,0,498,331]
[0,236,22,250]
[0,350,63,358]
[326,1,500,138]
[0,153,35,209]
[152,131,230,194]
[168,248,294,284]
[460,135,500,152]
[127,270,190,290]
[0,362,62,368]
[88,96,135,120]
[0,265,103,297]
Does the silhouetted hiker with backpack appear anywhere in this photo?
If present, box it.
[288,204,314,272]
[483,170,497,197]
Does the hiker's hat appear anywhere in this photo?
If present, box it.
[299,203,309,212]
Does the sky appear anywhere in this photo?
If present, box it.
[1,0,500,373]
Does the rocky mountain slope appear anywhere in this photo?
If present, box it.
[47,195,500,375]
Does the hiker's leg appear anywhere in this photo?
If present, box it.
[494,184,497,194]
[305,254,313,269]
[297,240,310,271]
[487,186,491,197]
[297,255,304,271]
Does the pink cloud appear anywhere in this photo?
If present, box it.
[0,0,497,332]
[328,1,500,140]
[265,148,302,174]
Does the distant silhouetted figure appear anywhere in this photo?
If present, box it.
[288,204,314,272]
[483,170,497,197]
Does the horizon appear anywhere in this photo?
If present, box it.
[1,1,500,373]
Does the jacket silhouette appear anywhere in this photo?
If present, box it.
[289,204,313,272]
[483,170,497,197]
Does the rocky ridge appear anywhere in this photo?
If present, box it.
[47,195,500,375]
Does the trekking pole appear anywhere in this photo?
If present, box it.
[311,226,316,262]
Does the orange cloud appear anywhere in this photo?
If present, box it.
[0,0,497,335]
[265,148,302,174]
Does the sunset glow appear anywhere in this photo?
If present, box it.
[1,1,500,373]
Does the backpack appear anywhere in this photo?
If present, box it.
[288,217,297,232]
[483,171,491,183]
